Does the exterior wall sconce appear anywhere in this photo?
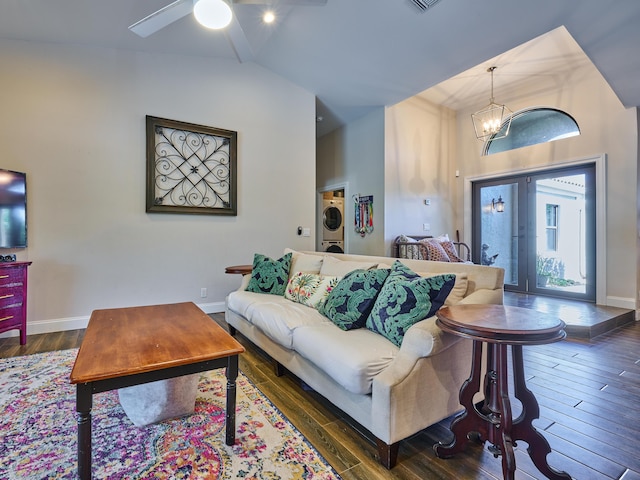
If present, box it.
[492,196,505,212]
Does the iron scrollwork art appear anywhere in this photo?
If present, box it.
[146,116,237,215]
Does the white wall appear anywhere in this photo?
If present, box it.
[637,107,640,312]
[0,39,316,334]
[454,57,637,307]
[316,109,385,255]
[324,44,637,308]
[384,97,458,250]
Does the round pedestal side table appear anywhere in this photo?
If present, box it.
[433,304,572,480]
[224,264,252,275]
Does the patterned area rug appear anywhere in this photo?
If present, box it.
[0,349,341,479]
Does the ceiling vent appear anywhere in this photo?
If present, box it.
[407,0,442,13]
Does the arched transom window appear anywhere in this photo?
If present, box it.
[484,107,580,156]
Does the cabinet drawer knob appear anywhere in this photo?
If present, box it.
[0,315,14,322]
[0,294,14,300]
[0,275,8,279]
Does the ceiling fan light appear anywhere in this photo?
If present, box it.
[263,11,276,24]
[193,0,232,30]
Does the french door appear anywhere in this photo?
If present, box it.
[472,164,596,302]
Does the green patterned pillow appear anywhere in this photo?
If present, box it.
[246,252,292,295]
[319,268,390,330]
[366,261,455,346]
[285,272,339,309]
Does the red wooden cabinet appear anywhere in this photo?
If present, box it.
[0,261,32,345]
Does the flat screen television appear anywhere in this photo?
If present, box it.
[0,169,27,248]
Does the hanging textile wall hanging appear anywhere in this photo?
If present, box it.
[354,195,374,237]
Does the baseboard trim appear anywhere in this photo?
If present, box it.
[0,301,226,339]
[606,296,635,310]
[198,301,226,314]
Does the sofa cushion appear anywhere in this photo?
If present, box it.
[285,249,324,278]
[366,261,456,347]
[319,255,377,277]
[227,290,330,349]
[285,272,339,309]
[246,252,292,295]
[292,324,398,395]
[315,252,503,290]
[319,268,390,330]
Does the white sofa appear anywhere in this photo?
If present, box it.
[225,249,505,468]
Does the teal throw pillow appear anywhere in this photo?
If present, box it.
[319,268,390,330]
[246,252,292,295]
[366,261,455,346]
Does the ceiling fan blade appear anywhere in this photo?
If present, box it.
[233,0,326,5]
[129,0,194,38]
[226,14,254,63]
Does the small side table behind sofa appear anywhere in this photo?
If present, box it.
[434,304,572,480]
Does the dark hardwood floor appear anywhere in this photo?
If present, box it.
[1,315,639,479]
[504,291,635,339]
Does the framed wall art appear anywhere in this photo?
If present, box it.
[145,116,237,215]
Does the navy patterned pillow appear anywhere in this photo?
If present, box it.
[246,252,292,295]
[387,260,421,280]
[319,268,390,330]
[366,261,455,346]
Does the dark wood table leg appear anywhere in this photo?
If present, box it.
[494,344,516,480]
[434,340,487,457]
[437,342,519,479]
[511,346,572,480]
[76,383,93,480]
[225,354,239,446]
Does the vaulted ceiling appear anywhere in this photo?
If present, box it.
[1,0,639,136]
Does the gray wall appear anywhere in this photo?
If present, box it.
[317,109,385,256]
[0,38,317,334]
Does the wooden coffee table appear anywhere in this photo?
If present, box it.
[70,302,245,480]
[434,304,571,480]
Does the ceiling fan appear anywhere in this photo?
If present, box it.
[129,0,327,62]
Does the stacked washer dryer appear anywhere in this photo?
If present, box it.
[321,196,344,253]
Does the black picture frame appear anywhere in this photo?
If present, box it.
[145,116,237,215]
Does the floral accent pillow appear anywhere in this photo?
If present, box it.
[246,252,292,296]
[285,272,339,309]
[365,261,456,347]
[319,268,390,330]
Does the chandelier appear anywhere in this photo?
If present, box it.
[471,66,512,141]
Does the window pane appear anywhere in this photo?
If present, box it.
[479,183,518,285]
[546,227,557,251]
[546,204,558,227]
[536,174,586,295]
[485,108,580,155]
